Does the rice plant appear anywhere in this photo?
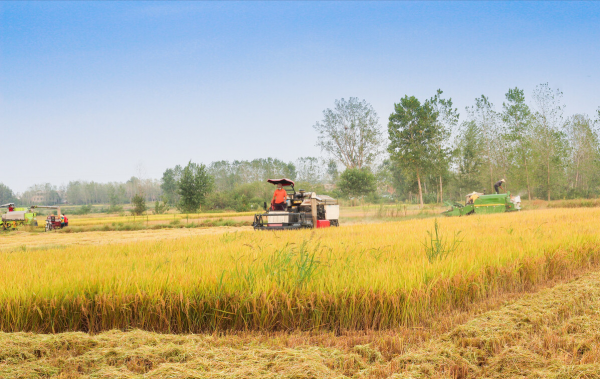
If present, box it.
[0,208,599,333]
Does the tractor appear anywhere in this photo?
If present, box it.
[442,192,521,217]
[252,178,340,230]
[1,203,38,230]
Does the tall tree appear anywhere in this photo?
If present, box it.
[566,114,600,196]
[161,166,182,205]
[466,95,500,193]
[0,183,16,204]
[531,83,568,201]
[502,87,534,200]
[453,120,485,195]
[314,97,383,169]
[178,161,213,213]
[388,96,437,207]
[429,89,459,203]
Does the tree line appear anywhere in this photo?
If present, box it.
[2,83,598,210]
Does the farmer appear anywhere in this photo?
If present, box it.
[271,183,288,211]
[494,179,506,194]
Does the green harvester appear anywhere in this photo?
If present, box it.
[442,192,521,217]
[1,203,39,230]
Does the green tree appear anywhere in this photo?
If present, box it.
[161,166,182,205]
[531,83,568,201]
[0,183,16,204]
[153,195,170,215]
[453,121,485,195]
[502,87,534,200]
[178,161,213,213]
[466,95,501,193]
[337,168,377,199]
[388,95,437,207]
[314,97,383,169]
[566,114,600,197]
[131,193,147,215]
[429,90,459,203]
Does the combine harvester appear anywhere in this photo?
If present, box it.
[1,203,38,230]
[253,178,340,230]
[1,203,68,231]
[442,192,521,217]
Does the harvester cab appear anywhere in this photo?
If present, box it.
[1,203,38,230]
[252,178,340,230]
[442,191,521,217]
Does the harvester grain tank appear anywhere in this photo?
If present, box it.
[442,192,521,217]
[252,178,340,230]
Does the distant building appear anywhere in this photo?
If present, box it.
[30,191,45,203]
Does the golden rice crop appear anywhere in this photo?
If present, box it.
[1,208,599,333]
[66,211,255,227]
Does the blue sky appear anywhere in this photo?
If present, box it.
[1,1,599,192]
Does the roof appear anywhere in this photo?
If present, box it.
[267,178,295,187]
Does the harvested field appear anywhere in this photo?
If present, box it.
[1,208,599,334]
[2,268,599,378]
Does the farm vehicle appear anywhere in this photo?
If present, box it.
[1,203,38,230]
[32,205,68,231]
[1,203,68,231]
[442,192,521,217]
[252,178,340,230]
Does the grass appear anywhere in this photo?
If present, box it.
[1,208,599,334]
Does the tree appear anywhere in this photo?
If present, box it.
[531,83,568,201]
[453,121,485,195]
[178,161,213,213]
[131,193,147,215]
[502,87,534,200]
[388,95,437,207]
[0,183,15,204]
[161,166,182,205]
[337,168,377,199]
[429,90,459,203]
[314,97,383,169]
[466,95,501,193]
[153,195,170,215]
[566,114,600,197]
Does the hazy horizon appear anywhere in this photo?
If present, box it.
[2,1,599,193]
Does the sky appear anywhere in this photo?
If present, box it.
[1,1,599,193]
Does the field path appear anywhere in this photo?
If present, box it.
[388,270,600,378]
[0,226,253,251]
[1,269,599,378]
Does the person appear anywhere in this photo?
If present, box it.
[494,179,506,194]
[271,183,288,211]
[8,204,14,212]
[468,193,480,204]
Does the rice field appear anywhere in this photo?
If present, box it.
[1,208,599,334]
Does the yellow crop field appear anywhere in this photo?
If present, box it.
[1,208,599,334]
[66,211,256,227]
